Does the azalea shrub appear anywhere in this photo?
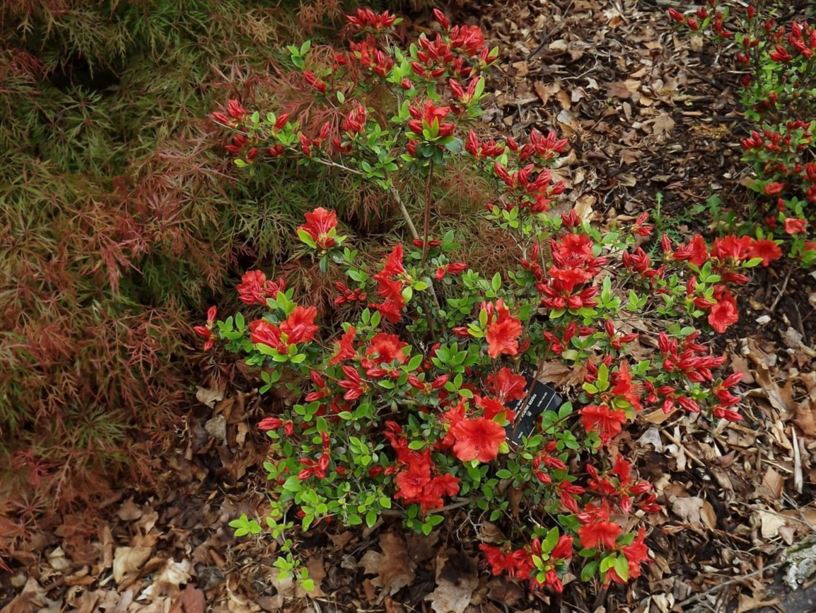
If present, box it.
[668,1,816,265]
[204,8,756,594]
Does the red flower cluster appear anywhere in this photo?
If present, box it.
[533,230,605,310]
[298,207,338,250]
[406,100,455,145]
[345,8,398,32]
[192,305,218,351]
[386,422,459,512]
[210,99,246,126]
[480,534,573,592]
[369,244,408,323]
[480,299,523,358]
[249,305,318,353]
[236,270,286,306]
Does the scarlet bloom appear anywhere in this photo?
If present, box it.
[577,508,622,550]
[785,217,807,235]
[365,332,408,365]
[750,239,782,266]
[579,404,626,444]
[451,417,506,462]
[708,291,738,333]
[764,182,784,196]
[485,368,527,403]
[236,270,286,305]
[674,234,708,267]
[330,326,356,365]
[298,207,338,249]
[483,300,523,358]
[193,305,218,351]
[249,319,285,352]
[280,305,318,344]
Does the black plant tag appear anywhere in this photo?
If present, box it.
[506,376,563,444]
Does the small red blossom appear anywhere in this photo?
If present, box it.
[708,290,738,334]
[451,417,506,463]
[193,305,218,351]
[236,270,286,305]
[785,217,807,235]
[298,207,339,249]
[482,299,522,358]
[579,404,627,444]
[280,305,318,344]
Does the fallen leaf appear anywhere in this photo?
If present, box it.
[756,510,787,540]
[426,550,478,613]
[141,559,192,599]
[195,386,223,408]
[671,496,716,529]
[113,546,152,584]
[652,113,675,139]
[170,585,206,613]
[306,555,326,597]
[359,532,416,600]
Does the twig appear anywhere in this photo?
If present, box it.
[388,186,420,241]
[793,428,803,494]
[769,268,793,313]
[677,561,783,609]
[663,430,706,468]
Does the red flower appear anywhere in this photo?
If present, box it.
[674,234,708,267]
[708,291,738,333]
[346,8,397,31]
[621,529,649,579]
[451,417,506,462]
[750,239,782,266]
[193,305,218,351]
[364,332,408,366]
[579,404,626,444]
[485,368,527,403]
[785,217,807,235]
[577,508,622,550]
[280,305,318,344]
[330,326,356,364]
[711,235,754,262]
[407,100,455,139]
[370,244,407,323]
[434,262,466,280]
[249,319,286,352]
[764,182,784,195]
[483,300,522,358]
[236,270,286,305]
[298,207,338,249]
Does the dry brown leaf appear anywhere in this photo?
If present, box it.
[195,386,223,408]
[671,496,716,529]
[537,360,586,387]
[306,555,327,597]
[359,532,416,599]
[141,559,192,599]
[759,467,784,500]
[170,585,206,613]
[795,400,816,437]
[112,546,152,584]
[607,80,640,100]
[652,113,676,139]
[117,499,143,521]
[574,194,595,222]
[426,550,478,613]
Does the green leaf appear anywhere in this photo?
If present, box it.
[613,555,629,581]
[580,560,598,581]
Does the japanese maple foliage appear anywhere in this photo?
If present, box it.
[205,8,755,595]
[668,1,816,265]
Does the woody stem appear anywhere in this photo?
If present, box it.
[421,161,434,264]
